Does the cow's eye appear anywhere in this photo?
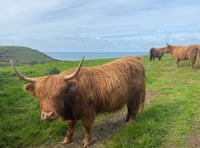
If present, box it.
[68,84,75,91]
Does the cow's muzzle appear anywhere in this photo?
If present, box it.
[41,111,58,120]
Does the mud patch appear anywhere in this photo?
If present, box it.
[188,121,200,148]
[145,90,159,106]
[188,132,200,148]
[90,110,126,148]
[53,109,126,148]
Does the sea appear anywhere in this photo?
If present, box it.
[45,52,148,61]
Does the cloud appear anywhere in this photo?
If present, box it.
[0,0,200,52]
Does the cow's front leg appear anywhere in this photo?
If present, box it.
[82,125,91,148]
[176,59,180,68]
[62,120,76,144]
[82,115,94,148]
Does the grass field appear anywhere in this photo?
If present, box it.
[0,54,199,147]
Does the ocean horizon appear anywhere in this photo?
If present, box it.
[45,51,148,61]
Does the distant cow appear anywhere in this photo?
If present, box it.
[149,47,165,61]
[164,43,200,68]
[10,56,145,147]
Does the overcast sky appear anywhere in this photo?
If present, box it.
[0,0,200,52]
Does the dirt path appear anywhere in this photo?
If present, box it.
[188,131,200,148]
[187,119,200,148]
[53,109,126,148]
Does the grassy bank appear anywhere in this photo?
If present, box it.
[0,46,55,65]
[0,55,199,147]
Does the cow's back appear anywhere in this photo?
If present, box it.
[172,45,200,60]
[150,48,164,57]
[61,56,145,113]
[188,44,200,51]
[171,46,187,59]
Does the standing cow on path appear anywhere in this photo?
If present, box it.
[164,43,200,68]
[149,47,166,61]
[10,56,145,148]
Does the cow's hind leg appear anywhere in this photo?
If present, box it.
[190,48,198,68]
[125,105,131,122]
[150,55,153,61]
[126,91,141,124]
[190,58,195,69]
[62,120,76,144]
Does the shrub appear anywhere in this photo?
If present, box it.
[46,67,60,75]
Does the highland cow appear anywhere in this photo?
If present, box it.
[149,47,166,61]
[164,43,200,68]
[10,56,145,147]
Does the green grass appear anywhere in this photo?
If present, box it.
[0,55,199,147]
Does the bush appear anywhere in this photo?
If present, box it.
[46,67,60,75]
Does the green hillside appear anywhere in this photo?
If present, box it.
[0,46,56,65]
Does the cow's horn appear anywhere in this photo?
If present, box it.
[64,56,85,80]
[9,59,36,83]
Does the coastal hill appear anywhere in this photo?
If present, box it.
[0,46,56,65]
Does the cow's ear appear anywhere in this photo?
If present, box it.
[67,80,78,91]
[24,83,36,96]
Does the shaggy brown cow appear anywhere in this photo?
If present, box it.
[164,43,200,68]
[149,47,166,61]
[10,56,145,147]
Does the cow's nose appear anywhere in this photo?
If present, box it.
[50,112,55,118]
[41,111,57,120]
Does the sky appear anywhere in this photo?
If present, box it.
[0,0,200,52]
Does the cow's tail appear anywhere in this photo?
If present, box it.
[195,48,199,67]
[140,89,145,112]
[139,75,145,112]
[149,48,153,61]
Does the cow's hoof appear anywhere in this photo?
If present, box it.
[62,137,72,144]
[128,119,135,124]
[123,118,129,122]
[82,139,90,148]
